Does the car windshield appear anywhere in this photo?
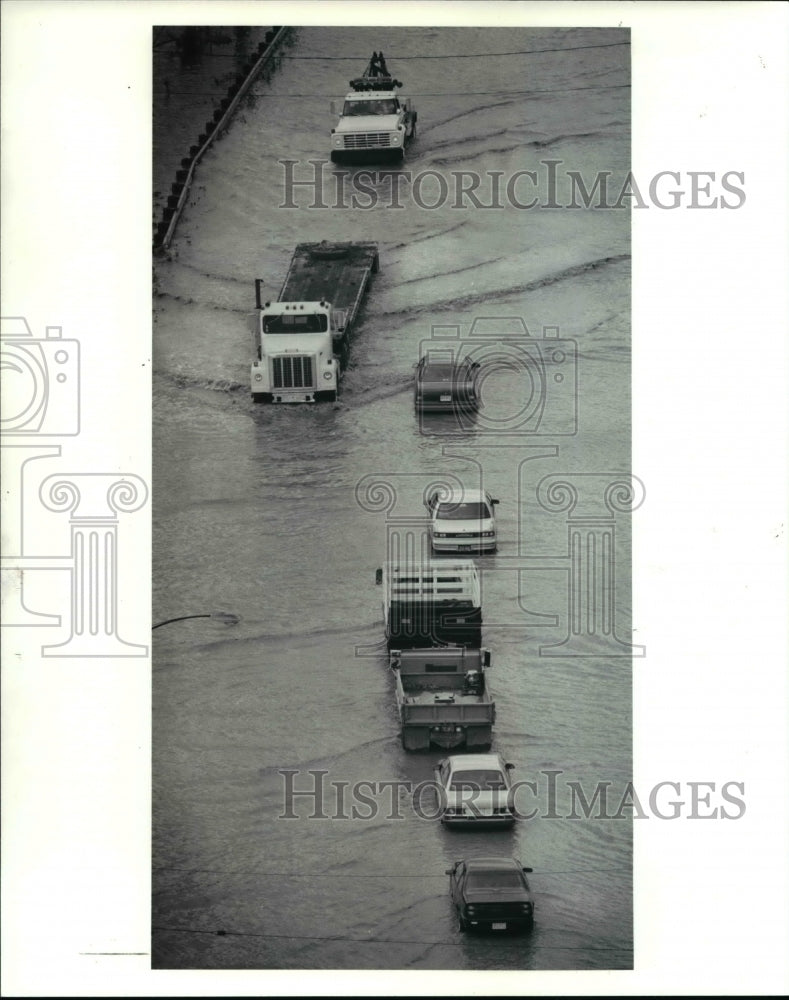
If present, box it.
[342,99,398,115]
[466,870,523,890]
[449,769,506,791]
[263,314,328,334]
[437,502,491,520]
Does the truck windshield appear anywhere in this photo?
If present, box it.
[342,98,398,116]
[437,502,491,520]
[263,314,328,334]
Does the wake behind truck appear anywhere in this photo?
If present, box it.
[376,561,496,750]
[251,241,379,403]
[330,52,417,163]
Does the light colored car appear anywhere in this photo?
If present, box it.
[426,487,499,554]
[446,857,535,933]
[434,752,516,826]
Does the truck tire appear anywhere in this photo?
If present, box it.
[310,244,350,260]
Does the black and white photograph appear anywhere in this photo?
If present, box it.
[2,1,788,996]
[151,21,636,972]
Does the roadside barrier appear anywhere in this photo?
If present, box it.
[153,26,289,251]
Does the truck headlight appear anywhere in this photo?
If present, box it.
[323,371,333,380]
[254,373,263,382]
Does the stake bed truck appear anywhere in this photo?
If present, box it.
[377,561,496,750]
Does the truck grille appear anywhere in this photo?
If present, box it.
[343,132,392,149]
[272,356,314,389]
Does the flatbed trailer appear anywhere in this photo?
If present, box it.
[277,241,379,318]
[252,241,379,403]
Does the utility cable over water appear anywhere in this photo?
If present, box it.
[282,41,631,60]
[153,611,241,629]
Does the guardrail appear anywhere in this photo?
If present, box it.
[153,26,289,251]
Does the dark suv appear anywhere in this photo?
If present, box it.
[446,856,535,933]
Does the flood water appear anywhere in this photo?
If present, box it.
[152,25,633,970]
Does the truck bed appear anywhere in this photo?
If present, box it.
[279,242,379,317]
[400,687,490,708]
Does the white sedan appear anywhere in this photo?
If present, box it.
[434,752,517,826]
[425,487,499,554]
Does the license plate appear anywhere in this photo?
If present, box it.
[440,394,452,402]
[492,922,507,930]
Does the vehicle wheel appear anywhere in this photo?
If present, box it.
[410,119,417,141]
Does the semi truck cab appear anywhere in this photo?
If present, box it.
[252,300,338,403]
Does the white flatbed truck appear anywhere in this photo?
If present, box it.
[330,52,417,163]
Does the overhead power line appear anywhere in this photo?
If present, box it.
[282,41,630,60]
[155,82,630,101]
